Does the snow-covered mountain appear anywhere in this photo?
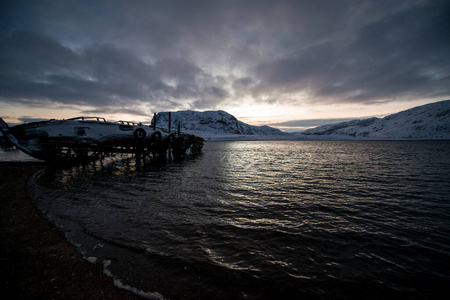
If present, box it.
[302,100,450,140]
[152,110,287,140]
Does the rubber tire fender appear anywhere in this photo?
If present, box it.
[167,134,176,146]
[133,128,146,140]
[151,131,162,142]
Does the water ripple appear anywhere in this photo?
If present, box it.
[32,141,450,299]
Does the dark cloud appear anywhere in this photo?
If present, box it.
[0,27,228,111]
[252,2,450,104]
[0,29,149,105]
[0,0,449,115]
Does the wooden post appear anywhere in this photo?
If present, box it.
[153,113,156,130]
[168,112,171,133]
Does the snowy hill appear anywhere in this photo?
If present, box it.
[302,100,450,140]
[151,110,288,140]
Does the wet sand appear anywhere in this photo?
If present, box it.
[0,162,142,299]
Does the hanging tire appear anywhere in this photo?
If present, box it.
[151,131,162,142]
[176,136,185,148]
[167,134,176,146]
[133,128,146,140]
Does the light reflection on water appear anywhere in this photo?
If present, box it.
[32,141,450,299]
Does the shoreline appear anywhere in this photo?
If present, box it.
[1,159,446,300]
[0,161,143,299]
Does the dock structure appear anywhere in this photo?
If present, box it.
[0,113,204,165]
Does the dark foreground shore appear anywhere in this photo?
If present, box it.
[0,162,142,299]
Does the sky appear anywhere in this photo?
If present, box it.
[1,0,449,131]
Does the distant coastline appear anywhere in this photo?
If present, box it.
[153,100,450,141]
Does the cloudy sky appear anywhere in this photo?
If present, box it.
[1,0,449,131]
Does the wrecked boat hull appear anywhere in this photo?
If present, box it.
[0,117,204,163]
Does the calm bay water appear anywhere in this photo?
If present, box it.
[30,141,450,299]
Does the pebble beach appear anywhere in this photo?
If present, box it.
[0,162,142,299]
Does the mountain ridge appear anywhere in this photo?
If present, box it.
[301,100,450,140]
[152,110,288,140]
[149,100,450,140]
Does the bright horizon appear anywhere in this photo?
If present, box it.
[1,1,449,132]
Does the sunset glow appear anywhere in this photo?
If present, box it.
[1,1,449,130]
